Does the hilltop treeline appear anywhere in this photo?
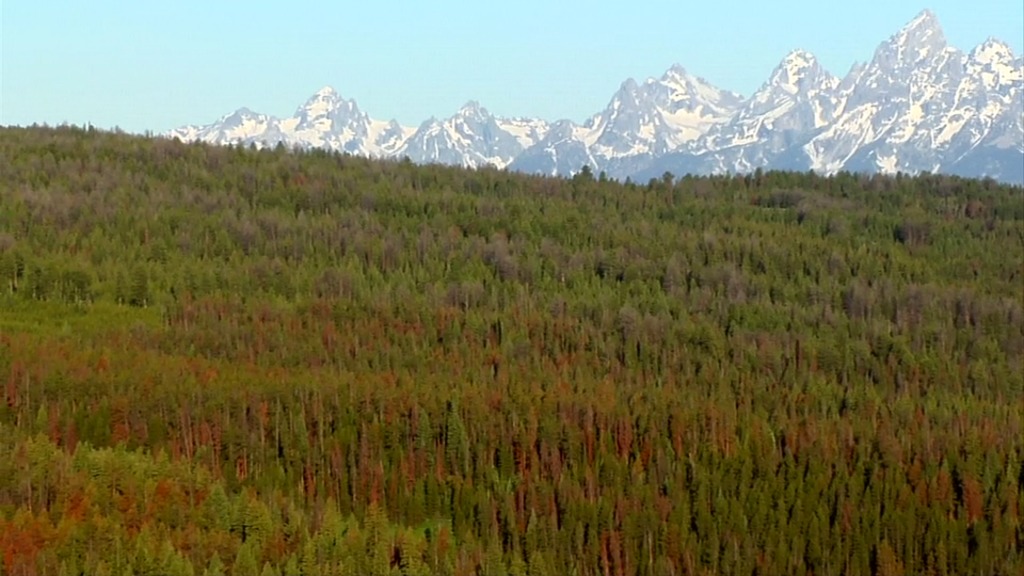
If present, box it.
[0,126,1021,575]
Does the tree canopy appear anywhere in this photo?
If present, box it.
[0,125,1021,575]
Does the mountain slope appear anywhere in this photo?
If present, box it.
[688,49,844,173]
[397,102,549,169]
[167,10,1023,183]
[803,11,1022,179]
[167,87,416,158]
[510,67,743,177]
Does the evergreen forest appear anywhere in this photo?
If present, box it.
[0,126,1021,575]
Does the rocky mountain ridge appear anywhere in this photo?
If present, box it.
[168,10,1024,183]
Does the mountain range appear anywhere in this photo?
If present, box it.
[168,10,1024,183]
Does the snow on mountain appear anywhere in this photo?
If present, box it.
[508,120,603,177]
[397,102,549,169]
[803,10,966,174]
[167,87,416,158]
[167,107,275,146]
[658,65,747,143]
[511,66,742,178]
[966,39,1022,92]
[792,10,1023,181]
[495,116,551,151]
[167,10,1023,183]
[367,119,415,157]
[284,87,396,155]
[690,50,842,168]
[931,42,1022,171]
[588,68,743,159]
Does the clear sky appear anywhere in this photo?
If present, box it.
[2,1,1022,133]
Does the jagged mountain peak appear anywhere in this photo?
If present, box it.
[656,66,744,107]
[778,49,819,70]
[457,100,490,120]
[798,9,1022,180]
[767,50,832,94]
[167,10,1022,184]
[294,87,361,125]
[599,78,646,119]
[228,107,261,119]
[875,9,949,68]
[970,38,1017,64]
[313,85,340,98]
[214,108,272,136]
[396,99,551,169]
[898,9,944,43]
[662,64,689,80]
[966,38,1023,91]
[689,48,843,169]
[582,67,744,159]
[618,77,641,94]
[302,86,348,108]
[905,9,940,30]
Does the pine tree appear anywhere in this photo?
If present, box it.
[204,554,226,576]
[129,266,150,307]
[481,539,507,576]
[283,554,300,576]
[231,542,260,576]
[299,539,320,576]
[365,501,391,576]
[204,484,232,532]
[444,401,470,478]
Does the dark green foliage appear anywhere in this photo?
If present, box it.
[0,126,1021,575]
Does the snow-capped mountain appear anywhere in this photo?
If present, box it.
[803,10,963,174]
[167,10,1023,183]
[680,49,846,174]
[397,102,549,169]
[169,107,276,145]
[506,120,603,177]
[510,68,743,177]
[168,87,416,158]
[801,10,1023,181]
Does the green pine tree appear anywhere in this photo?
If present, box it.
[231,542,260,576]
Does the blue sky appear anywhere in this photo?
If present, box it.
[2,1,1022,133]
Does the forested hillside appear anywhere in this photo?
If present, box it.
[0,126,1021,576]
